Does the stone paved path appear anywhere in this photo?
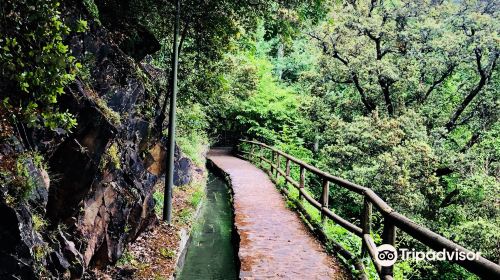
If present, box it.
[208,148,348,280]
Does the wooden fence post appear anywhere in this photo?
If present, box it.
[299,166,305,200]
[321,178,329,226]
[276,153,281,179]
[381,218,396,278]
[283,158,291,189]
[270,151,275,174]
[361,196,372,260]
[259,146,263,165]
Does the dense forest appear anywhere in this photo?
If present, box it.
[0,0,498,279]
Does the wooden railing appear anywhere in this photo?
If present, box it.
[237,139,500,280]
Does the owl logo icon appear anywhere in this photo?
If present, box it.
[377,244,398,266]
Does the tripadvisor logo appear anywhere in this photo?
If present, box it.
[376,245,481,267]
[376,244,398,266]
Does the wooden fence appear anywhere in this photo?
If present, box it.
[237,140,500,280]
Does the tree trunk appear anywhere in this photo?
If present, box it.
[379,76,394,116]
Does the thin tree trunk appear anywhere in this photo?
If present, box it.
[367,30,394,116]
[379,76,394,116]
[277,40,284,80]
[163,0,180,223]
[156,21,189,131]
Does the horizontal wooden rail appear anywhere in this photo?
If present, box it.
[238,139,500,280]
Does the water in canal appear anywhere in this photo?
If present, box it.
[177,172,238,280]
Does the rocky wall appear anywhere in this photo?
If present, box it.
[0,1,193,278]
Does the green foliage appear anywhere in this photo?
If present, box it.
[124,224,131,233]
[213,1,499,278]
[42,111,78,130]
[153,190,164,216]
[33,244,50,263]
[176,102,209,166]
[77,52,96,84]
[108,143,121,170]
[312,0,498,121]
[12,0,487,278]
[93,98,122,126]
[178,103,208,137]
[32,214,47,232]
[176,208,193,225]
[159,247,175,259]
[82,0,100,23]
[190,187,204,208]
[176,135,207,167]
[0,0,86,131]
[207,29,306,145]
[117,250,135,266]
[100,142,122,170]
[453,220,500,262]
[10,153,44,202]
[75,19,88,33]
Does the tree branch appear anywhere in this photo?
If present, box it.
[369,0,378,17]
[352,74,375,112]
[365,29,395,115]
[436,167,454,177]
[460,132,481,153]
[445,49,498,132]
[365,30,383,59]
[421,64,456,102]
[331,51,349,66]
[440,189,460,208]
[309,32,375,113]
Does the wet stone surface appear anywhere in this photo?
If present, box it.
[208,149,348,280]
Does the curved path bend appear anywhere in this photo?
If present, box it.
[208,148,348,280]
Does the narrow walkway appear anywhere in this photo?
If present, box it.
[208,148,347,280]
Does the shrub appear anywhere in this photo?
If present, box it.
[0,0,86,131]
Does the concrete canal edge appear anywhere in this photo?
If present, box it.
[173,187,204,279]
[173,158,241,279]
[206,158,242,276]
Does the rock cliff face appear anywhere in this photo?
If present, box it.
[0,1,192,279]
